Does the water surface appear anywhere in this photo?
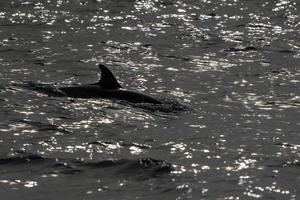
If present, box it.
[0,0,300,199]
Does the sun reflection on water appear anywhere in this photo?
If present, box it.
[0,0,299,199]
[0,179,38,188]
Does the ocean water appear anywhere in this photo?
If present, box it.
[0,0,299,199]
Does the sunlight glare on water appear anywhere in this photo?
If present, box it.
[0,0,299,199]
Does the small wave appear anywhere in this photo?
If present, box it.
[0,151,173,178]
[53,162,83,175]
[257,96,300,108]
[159,54,191,62]
[281,160,300,168]
[0,152,50,165]
[88,140,151,149]
[0,85,6,92]
[267,160,300,168]
[17,119,72,134]
[274,142,300,148]
[225,46,258,52]
[74,157,173,178]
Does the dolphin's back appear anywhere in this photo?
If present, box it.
[56,64,161,104]
[60,85,161,104]
[115,89,161,104]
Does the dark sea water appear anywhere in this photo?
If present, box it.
[0,0,300,199]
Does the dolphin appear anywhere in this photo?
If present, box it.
[57,64,162,104]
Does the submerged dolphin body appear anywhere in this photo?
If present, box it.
[58,64,161,104]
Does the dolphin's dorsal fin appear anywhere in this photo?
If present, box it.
[97,64,122,89]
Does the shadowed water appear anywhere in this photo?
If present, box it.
[0,0,299,199]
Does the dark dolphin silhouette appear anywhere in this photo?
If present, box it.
[58,64,161,104]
